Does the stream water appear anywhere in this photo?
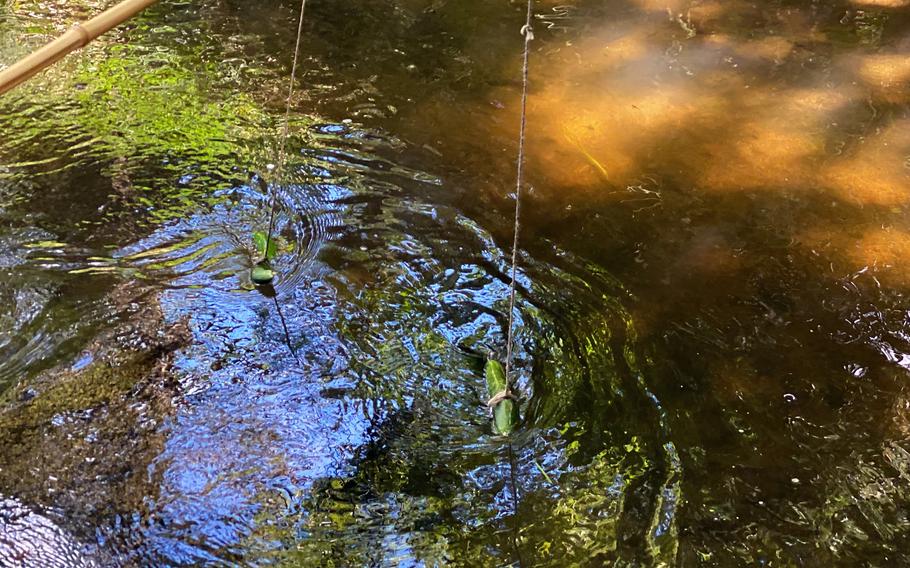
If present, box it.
[1,0,910,565]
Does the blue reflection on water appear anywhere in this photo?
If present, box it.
[143,273,370,563]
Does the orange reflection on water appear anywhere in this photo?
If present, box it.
[852,54,910,102]
[507,5,909,210]
[823,118,910,207]
[851,0,910,6]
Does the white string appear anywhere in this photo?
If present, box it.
[503,0,534,394]
[265,0,308,255]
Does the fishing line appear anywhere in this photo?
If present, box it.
[507,438,527,568]
[503,1,535,566]
[254,0,307,361]
[504,0,534,391]
[273,295,302,363]
[264,0,308,257]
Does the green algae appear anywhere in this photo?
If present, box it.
[0,358,150,434]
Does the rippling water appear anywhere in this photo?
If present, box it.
[1,0,910,565]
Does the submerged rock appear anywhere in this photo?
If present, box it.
[0,282,192,560]
[0,495,96,567]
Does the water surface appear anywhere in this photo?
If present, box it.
[1,0,910,565]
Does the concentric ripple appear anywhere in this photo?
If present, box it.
[109,140,677,565]
[114,173,339,297]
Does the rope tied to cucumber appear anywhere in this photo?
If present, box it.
[246,0,308,363]
[253,0,308,284]
[485,389,517,409]
[486,0,534,416]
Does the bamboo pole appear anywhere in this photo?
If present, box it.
[0,0,160,96]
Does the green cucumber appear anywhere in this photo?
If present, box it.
[252,231,278,261]
[485,359,507,398]
[484,359,519,435]
[251,262,275,284]
[493,398,518,436]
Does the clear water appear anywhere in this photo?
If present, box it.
[1,0,910,565]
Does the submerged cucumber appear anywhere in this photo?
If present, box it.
[251,262,275,284]
[493,398,518,436]
[484,359,519,435]
[485,359,507,398]
[252,231,278,261]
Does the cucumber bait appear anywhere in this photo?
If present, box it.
[485,359,519,435]
[251,261,275,284]
[252,231,278,261]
